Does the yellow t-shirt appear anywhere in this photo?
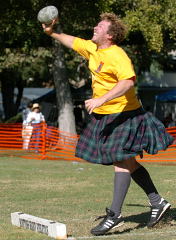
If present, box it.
[72,37,141,114]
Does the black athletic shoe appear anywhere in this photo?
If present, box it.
[147,198,171,228]
[90,208,124,236]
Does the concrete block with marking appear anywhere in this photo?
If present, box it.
[11,212,67,239]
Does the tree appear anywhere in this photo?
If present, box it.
[52,26,76,134]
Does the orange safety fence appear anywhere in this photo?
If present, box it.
[0,122,82,162]
[0,122,176,163]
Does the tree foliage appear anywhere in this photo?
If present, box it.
[105,0,176,76]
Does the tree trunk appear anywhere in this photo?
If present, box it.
[0,69,24,120]
[52,25,76,135]
[0,70,16,120]
[15,78,24,112]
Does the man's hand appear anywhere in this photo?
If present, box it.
[85,97,105,114]
[42,18,57,35]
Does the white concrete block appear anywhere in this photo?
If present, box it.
[11,212,67,239]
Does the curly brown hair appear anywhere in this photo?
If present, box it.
[100,13,127,44]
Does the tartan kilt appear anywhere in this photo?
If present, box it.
[75,107,174,165]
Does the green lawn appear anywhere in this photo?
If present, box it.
[0,156,176,240]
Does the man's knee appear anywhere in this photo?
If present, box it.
[114,157,141,173]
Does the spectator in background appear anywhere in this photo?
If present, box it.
[22,102,33,125]
[22,102,33,150]
[26,103,45,152]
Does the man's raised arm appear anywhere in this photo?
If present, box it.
[42,20,75,49]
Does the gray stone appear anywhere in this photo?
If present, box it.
[37,6,58,24]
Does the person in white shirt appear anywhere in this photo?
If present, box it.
[22,102,33,149]
[26,103,45,124]
[22,102,33,125]
[26,103,45,152]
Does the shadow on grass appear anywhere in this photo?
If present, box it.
[126,203,149,208]
[104,207,176,236]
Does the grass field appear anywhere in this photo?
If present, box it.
[0,155,176,240]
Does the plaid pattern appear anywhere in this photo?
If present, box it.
[75,107,174,165]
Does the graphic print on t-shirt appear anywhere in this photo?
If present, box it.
[95,61,104,73]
